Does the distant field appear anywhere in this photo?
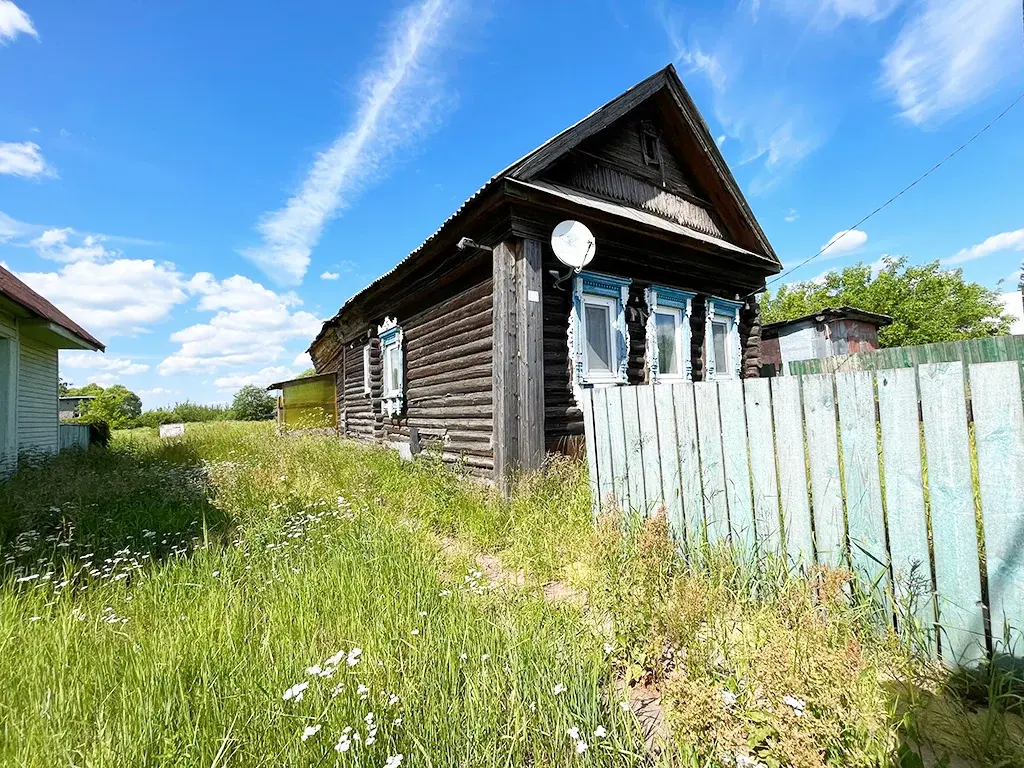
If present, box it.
[0,422,1019,767]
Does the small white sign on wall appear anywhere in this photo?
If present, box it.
[159,423,185,439]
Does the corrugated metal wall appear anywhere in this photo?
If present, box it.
[788,335,1024,375]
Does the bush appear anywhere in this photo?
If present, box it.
[80,385,142,430]
[231,385,276,421]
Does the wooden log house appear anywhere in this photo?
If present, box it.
[306,64,782,482]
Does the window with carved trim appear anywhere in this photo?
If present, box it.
[377,317,404,417]
[362,344,371,396]
[570,272,631,395]
[644,286,694,382]
[704,297,742,381]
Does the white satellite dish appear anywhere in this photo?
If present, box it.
[551,220,596,272]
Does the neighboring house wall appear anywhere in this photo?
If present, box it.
[0,311,18,477]
[769,318,883,370]
[17,335,59,456]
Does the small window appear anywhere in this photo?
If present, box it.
[377,317,404,417]
[644,286,694,382]
[640,123,661,168]
[705,298,742,381]
[362,344,371,396]
[570,272,631,394]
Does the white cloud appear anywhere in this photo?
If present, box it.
[999,291,1024,335]
[0,141,55,178]
[31,228,115,262]
[214,365,297,391]
[779,0,903,28]
[243,0,467,284]
[820,229,868,258]
[945,229,1024,265]
[880,0,1022,126]
[320,270,340,280]
[0,1,36,44]
[158,276,321,376]
[292,351,313,368]
[784,208,799,223]
[18,259,189,336]
[61,351,149,375]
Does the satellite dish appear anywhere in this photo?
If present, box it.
[551,220,596,272]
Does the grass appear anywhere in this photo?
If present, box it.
[1,422,1021,767]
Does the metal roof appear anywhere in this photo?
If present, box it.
[762,306,894,334]
[266,372,337,391]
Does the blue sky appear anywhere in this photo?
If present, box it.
[1,0,1022,408]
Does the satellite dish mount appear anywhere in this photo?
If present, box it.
[550,220,596,289]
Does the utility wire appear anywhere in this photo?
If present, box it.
[762,0,1024,294]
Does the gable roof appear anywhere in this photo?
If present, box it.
[762,306,893,335]
[312,64,778,350]
[0,264,105,351]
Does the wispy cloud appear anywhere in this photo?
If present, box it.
[320,270,340,280]
[0,141,55,178]
[243,0,468,285]
[778,0,903,29]
[880,0,1023,126]
[0,1,36,45]
[944,228,1024,265]
[784,208,799,223]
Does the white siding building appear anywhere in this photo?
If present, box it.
[1,266,104,478]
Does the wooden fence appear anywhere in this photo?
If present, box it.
[58,423,91,451]
[787,334,1024,376]
[580,361,1024,666]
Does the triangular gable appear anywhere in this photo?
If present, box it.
[504,65,779,267]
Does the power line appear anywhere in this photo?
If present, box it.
[762,87,1024,293]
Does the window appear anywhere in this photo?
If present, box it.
[362,344,371,396]
[644,286,694,382]
[377,317,404,417]
[705,297,742,381]
[570,272,631,394]
[640,122,661,168]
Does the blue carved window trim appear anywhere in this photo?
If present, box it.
[569,271,631,396]
[705,296,743,381]
[378,317,404,417]
[644,286,695,383]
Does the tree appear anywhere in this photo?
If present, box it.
[299,367,316,377]
[761,257,1012,348]
[81,384,143,429]
[232,384,277,421]
[65,382,104,397]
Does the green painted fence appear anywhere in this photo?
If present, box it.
[580,361,1024,667]
[787,334,1024,376]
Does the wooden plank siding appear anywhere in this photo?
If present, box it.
[17,335,59,457]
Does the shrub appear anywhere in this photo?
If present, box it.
[231,385,277,421]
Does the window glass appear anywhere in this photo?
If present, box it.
[387,346,400,391]
[655,310,679,375]
[712,320,729,375]
[584,302,612,373]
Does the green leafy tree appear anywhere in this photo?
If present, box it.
[231,384,277,421]
[65,382,104,397]
[762,257,1011,348]
[299,367,316,377]
[81,384,143,429]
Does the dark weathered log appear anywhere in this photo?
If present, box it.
[407,390,491,408]
[405,297,492,347]
[406,321,491,358]
[406,351,491,380]
[405,362,491,388]
[406,377,492,400]
[403,278,493,329]
[407,336,492,370]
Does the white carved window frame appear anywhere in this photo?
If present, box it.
[568,271,631,401]
[644,286,695,383]
[378,317,404,417]
[705,297,743,381]
[362,343,372,397]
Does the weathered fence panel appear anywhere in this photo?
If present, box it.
[581,360,1024,665]
[58,423,90,451]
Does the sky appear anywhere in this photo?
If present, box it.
[1,0,1022,408]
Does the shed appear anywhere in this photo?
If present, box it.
[1,264,105,477]
[267,373,339,431]
[59,394,97,421]
[761,307,892,374]
[308,64,782,482]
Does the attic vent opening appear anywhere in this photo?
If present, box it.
[639,122,662,169]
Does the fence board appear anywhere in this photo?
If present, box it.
[718,380,755,547]
[877,368,934,650]
[803,374,846,565]
[591,388,615,513]
[770,376,814,565]
[654,385,685,541]
[970,361,1024,654]
[621,387,646,514]
[694,382,728,542]
[744,379,782,552]
[836,371,890,609]
[58,423,90,451]
[673,383,705,545]
[581,389,601,516]
[605,387,629,511]
[637,386,662,516]
[919,362,986,665]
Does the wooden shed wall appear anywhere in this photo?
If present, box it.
[381,277,494,477]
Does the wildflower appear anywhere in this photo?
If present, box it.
[335,736,351,753]
[212,570,220,577]
[331,683,344,698]
[603,642,613,655]
[735,754,766,768]
[459,653,468,662]
[481,653,489,662]
[384,755,404,768]
[411,629,420,636]
[388,693,400,706]
[418,611,427,617]
[283,681,309,702]
[594,725,607,738]
[393,717,403,726]
[326,650,345,667]
[347,648,363,666]
[357,683,369,700]
[619,701,630,711]
[301,723,321,741]
[553,683,566,695]
[306,665,323,676]
[439,589,451,597]
[721,690,738,707]
[364,712,375,725]
[575,741,589,754]
[567,726,580,740]
[783,695,806,716]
